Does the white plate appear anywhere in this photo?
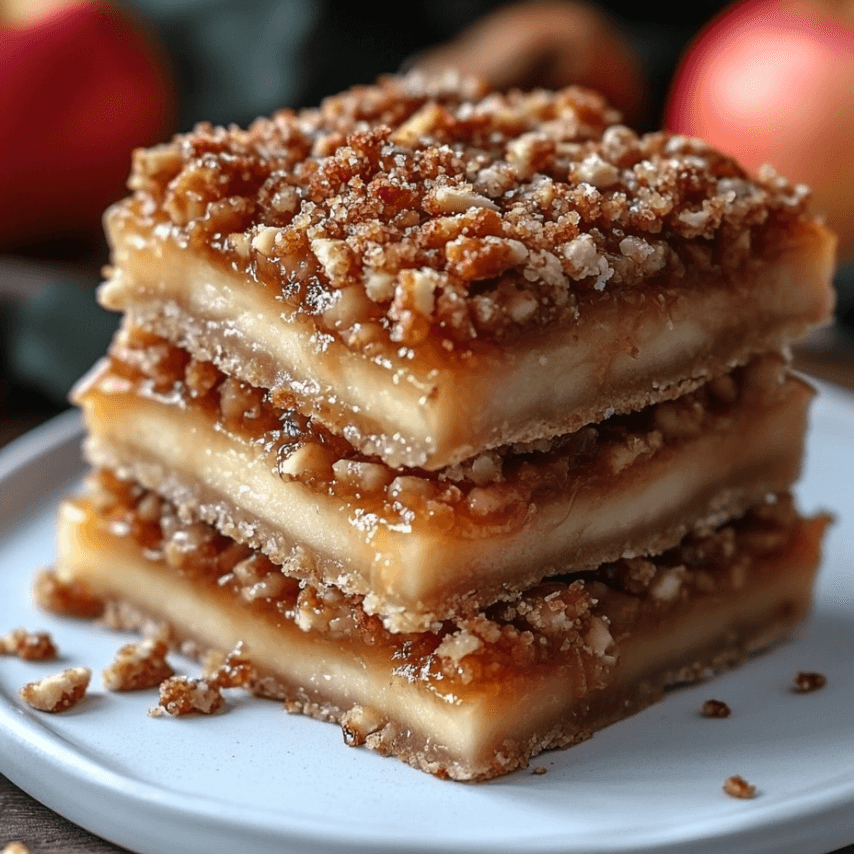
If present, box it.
[1,391,853,854]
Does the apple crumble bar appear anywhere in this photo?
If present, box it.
[54,480,828,779]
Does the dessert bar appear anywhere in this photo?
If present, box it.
[53,479,828,781]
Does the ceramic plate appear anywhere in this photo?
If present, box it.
[1,389,853,854]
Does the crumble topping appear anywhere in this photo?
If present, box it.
[792,671,827,693]
[19,667,91,713]
[701,699,731,718]
[723,775,756,799]
[203,642,258,689]
[94,325,786,539]
[149,675,225,716]
[102,639,174,691]
[0,628,57,661]
[117,71,813,353]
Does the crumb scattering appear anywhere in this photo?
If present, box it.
[792,671,826,693]
[102,639,174,691]
[723,775,756,799]
[531,766,548,775]
[19,667,91,713]
[701,699,731,718]
[149,675,225,716]
[0,628,58,661]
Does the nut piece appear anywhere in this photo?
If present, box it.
[19,667,91,713]
[341,704,384,747]
[701,699,731,718]
[2,843,33,854]
[149,676,224,716]
[723,775,756,799]
[102,639,174,691]
[792,671,827,693]
[204,643,257,690]
[0,628,58,661]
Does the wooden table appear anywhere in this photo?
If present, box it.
[1,337,852,853]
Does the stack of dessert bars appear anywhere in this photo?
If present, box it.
[52,74,835,780]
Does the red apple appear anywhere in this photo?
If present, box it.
[666,0,854,261]
[0,2,173,247]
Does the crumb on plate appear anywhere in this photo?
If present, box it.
[19,667,91,712]
[723,775,756,799]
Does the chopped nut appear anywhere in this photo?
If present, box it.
[205,643,257,689]
[251,226,282,256]
[102,639,174,691]
[424,184,499,215]
[723,775,756,799]
[701,699,731,718]
[19,667,91,713]
[341,704,384,746]
[2,843,33,854]
[792,671,827,693]
[33,567,104,618]
[149,675,225,716]
[0,628,58,661]
[391,102,446,146]
[435,629,483,663]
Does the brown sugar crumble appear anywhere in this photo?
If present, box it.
[701,699,731,718]
[723,775,757,799]
[18,667,91,713]
[102,639,174,691]
[149,675,225,716]
[792,671,827,693]
[0,628,58,661]
[203,643,258,690]
[120,72,813,355]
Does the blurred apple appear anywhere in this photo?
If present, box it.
[666,0,854,262]
[0,1,172,248]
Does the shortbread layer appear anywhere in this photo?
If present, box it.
[52,486,828,781]
[101,211,833,470]
[99,74,835,470]
[75,333,813,631]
